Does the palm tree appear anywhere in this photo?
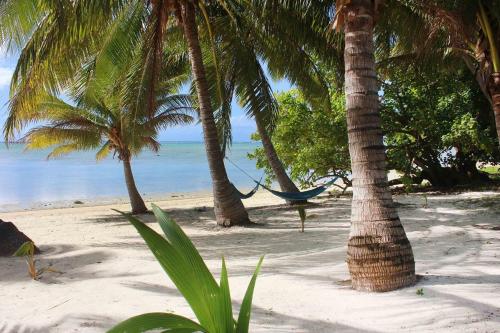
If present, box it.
[0,0,250,226]
[19,90,194,214]
[199,2,338,198]
[333,0,416,291]
[3,23,196,214]
[195,10,301,197]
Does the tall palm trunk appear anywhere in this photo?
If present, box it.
[122,157,148,214]
[181,1,249,226]
[489,73,500,145]
[254,114,305,204]
[343,0,416,292]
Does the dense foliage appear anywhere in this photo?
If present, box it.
[248,89,350,189]
[250,65,500,189]
[381,66,500,187]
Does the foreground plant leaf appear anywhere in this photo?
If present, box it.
[236,256,264,333]
[108,206,263,333]
[107,312,206,333]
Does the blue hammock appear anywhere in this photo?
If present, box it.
[231,181,260,199]
[257,178,338,201]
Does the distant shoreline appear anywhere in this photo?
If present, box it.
[0,142,262,211]
[0,189,215,214]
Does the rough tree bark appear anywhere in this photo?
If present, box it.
[254,114,305,204]
[343,0,416,292]
[182,1,249,226]
[122,157,148,214]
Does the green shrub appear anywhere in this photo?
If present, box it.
[108,204,264,333]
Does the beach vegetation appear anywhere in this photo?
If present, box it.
[248,89,350,191]
[13,241,37,280]
[13,241,59,280]
[381,66,500,187]
[2,0,499,295]
[15,47,195,214]
[375,0,500,146]
[108,205,263,333]
[0,0,251,226]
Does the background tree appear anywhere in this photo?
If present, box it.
[249,89,350,191]
[376,0,500,145]
[381,65,499,187]
[4,32,196,214]
[196,2,340,199]
[21,94,191,214]
[0,0,252,226]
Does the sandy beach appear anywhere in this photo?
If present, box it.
[1,190,499,332]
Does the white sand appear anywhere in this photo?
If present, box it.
[1,190,499,332]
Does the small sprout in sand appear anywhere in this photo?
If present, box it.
[416,288,424,296]
[14,241,37,279]
[422,195,428,208]
[13,241,60,280]
[297,206,307,232]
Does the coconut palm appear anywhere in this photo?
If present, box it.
[5,32,196,214]
[199,1,339,198]
[241,0,415,291]
[0,0,251,226]
[195,9,300,197]
[332,0,416,291]
[19,90,194,214]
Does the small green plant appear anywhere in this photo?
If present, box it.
[401,175,414,195]
[13,241,59,280]
[416,288,424,296]
[108,204,264,333]
[297,206,307,232]
[13,241,37,279]
[422,194,428,208]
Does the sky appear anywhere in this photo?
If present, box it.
[0,52,292,142]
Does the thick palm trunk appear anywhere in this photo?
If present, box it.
[255,115,302,197]
[123,158,147,214]
[489,73,500,146]
[343,0,416,292]
[181,1,249,226]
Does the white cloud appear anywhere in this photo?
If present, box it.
[0,67,13,87]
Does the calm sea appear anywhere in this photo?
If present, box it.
[0,142,262,211]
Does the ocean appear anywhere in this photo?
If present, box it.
[0,142,262,211]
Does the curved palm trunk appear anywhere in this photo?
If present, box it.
[123,158,148,214]
[343,0,416,292]
[254,114,305,204]
[489,73,500,146]
[181,1,249,226]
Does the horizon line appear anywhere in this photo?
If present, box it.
[0,140,257,144]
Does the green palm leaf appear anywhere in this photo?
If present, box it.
[217,258,234,333]
[118,209,218,332]
[113,206,263,333]
[236,256,264,333]
[107,312,207,333]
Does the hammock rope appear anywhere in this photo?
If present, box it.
[225,157,337,201]
[231,180,260,199]
[225,157,262,199]
[257,178,338,201]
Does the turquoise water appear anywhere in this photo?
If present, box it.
[0,142,262,210]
